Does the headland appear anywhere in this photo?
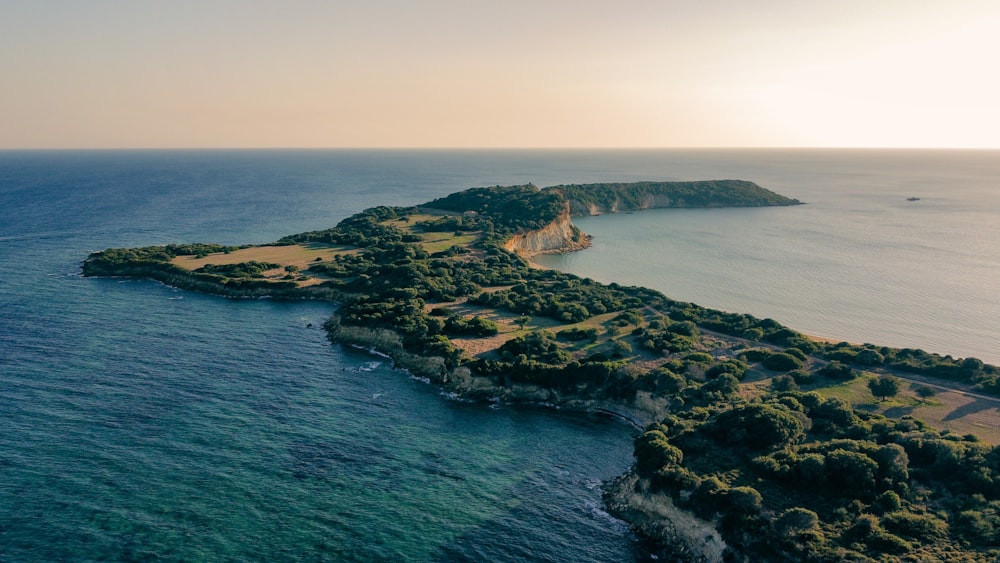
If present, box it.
[83,181,1000,561]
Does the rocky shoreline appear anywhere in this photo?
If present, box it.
[604,472,727,563]
[82,181,814,560]
[327,313,739,560]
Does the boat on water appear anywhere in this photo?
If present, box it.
[907,197,921,201]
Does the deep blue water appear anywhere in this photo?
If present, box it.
[2,149,997,560]
[0,150,647,562]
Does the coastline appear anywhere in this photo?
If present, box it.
[81,180,1000,561]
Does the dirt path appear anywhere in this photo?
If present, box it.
[646,304,1000,409]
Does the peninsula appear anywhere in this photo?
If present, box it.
[84,181,1000,561]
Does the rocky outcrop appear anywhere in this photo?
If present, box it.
[502,204,591,257]
[604,472,726,563]
[324,316,666,428]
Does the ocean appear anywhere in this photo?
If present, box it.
[1,149,997,560]
[535,149,1000,364]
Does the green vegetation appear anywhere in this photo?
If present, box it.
[630,382,1000,561]
[549,180,801,213]
[869,376,903,401]
[82,180,1000,561]
[425,183,565,239]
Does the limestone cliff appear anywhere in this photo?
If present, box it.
[567,193,679,216]
[502,204,591,256]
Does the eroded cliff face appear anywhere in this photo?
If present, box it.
[502,204,591,256]
[567,193,678,216]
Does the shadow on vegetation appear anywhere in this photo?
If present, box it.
[882,404,918,418]
[944,398,997,421]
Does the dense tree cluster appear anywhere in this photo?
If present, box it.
[423,184,566,236]
[83,243,241,267]
[470,275,650,323]
[634,320,700,354]
[633,388,1000,560]
[276,205,413,247]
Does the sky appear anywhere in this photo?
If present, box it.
[2,1,999,149]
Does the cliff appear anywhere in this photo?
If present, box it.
[566,192,679,216]
[502,204,591,256]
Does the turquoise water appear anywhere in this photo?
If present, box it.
[0,150,645,561]
[2,149,997,560]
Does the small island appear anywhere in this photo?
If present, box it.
[84,181,1000,562]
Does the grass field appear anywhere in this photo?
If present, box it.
[171,243,355,287]
[760,374,1000,443]
[172,243,352,271]
[418,232,480,254]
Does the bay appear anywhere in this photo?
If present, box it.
[536,149,1000,364]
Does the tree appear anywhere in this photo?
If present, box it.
[634,429,683,474]
[712,403,805,450]
[915,385,937,402]
[825,449,879,496]
[515,315,531,330]
[868,376,902,401]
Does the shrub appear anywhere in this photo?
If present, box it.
[763,353,804,372]
[771,374,798,392]
[818,361,858,380]
[741,348,773,362]
[727,486,763,515]
[784,347,808,361]
[705,359,748,380]
[881,511,948,541]
[683,352,714,365]
[774,507,820,537]
[855,349,885,365]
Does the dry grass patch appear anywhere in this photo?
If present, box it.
[419,233,479,254]
[814,376,1000,444]
[172,243,353,272]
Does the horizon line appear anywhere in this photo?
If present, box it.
[2,145,999,152]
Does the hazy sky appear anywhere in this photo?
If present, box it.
[2,1,998,149]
